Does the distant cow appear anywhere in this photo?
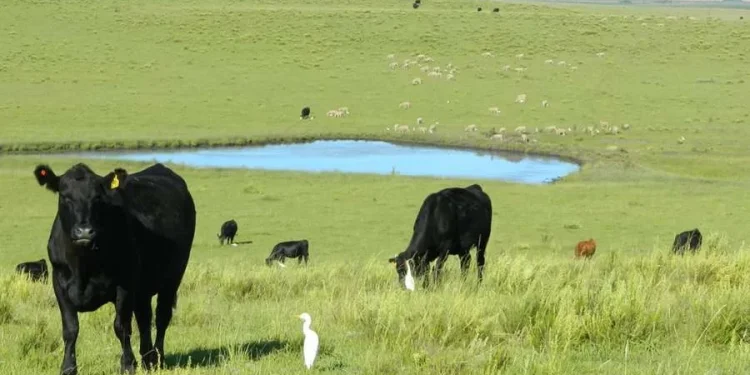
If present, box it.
[477,7,482,11]
[300,106,311,119]
[388,184,492,288]
[672,228,702,255]
[493,7,500,12]
[575,239,597,259]
[413,2,419,8]
[34,162,196,375]
[217,219,238,245]
[266,240,309,266]
[15,259,49,281]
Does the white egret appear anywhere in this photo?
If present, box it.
[277,261,287,268]
[404,259,415,291]
[299,312,319,370]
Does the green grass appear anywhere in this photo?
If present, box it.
[2,0,750,374]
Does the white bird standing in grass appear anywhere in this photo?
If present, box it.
[404,259,415,291]
[299,313,319,370]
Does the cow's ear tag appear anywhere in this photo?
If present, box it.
[110,175,120,189]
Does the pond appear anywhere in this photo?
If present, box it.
[71,140,580,184]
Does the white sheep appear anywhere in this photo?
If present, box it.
[556,128,567,136]
[544,126,557,133]
[399,101,411,109]
[502,65,511,71]
[514,67,527,73]
[516,53,524,59]
[417,126,427,133]
[545,59,554,64]
[481,52,494,57]
[428,124,438,133]
[420,66,430,72]
[488,107,501,115]
[389,62,399,69]
[678,136,685,144]
[446,74,455,80]
[387,54,395,59]
[541,100,549,108]
[465,124,478,132]
[490,133,503,141]
[622,123,631,130]
[515,94,527,104]
[412,78,422,85]
[417,117,423,125]
[521,134,529,142]
[338,107,349,115]
[596,52,606,57]
[395,124,410,133]
[557,60,567,66]
[515,126,527,134]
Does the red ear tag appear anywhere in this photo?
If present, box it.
[40,169,47,176]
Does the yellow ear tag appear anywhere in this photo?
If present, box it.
[110,175,119,189]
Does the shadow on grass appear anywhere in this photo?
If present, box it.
[165,339,288,368]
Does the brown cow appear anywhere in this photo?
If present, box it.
[575,239,596,259]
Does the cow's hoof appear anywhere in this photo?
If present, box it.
[142,350,159,370]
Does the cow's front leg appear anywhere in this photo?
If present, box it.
[134,296,158,370]
[113,287,137,374]
[53,271,79,375]
[432,250,450,285]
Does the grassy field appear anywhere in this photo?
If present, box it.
[2,0,750,374]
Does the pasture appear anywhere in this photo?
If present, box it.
[1,0,750,373]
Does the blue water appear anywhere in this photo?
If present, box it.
[72,140,579,184]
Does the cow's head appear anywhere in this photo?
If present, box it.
[387,252,409,281]
[34,163,126,250]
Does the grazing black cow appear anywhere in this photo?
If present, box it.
[672,228,702,255]
[33,162,196,375]
[477,7,482,11]
[15,258,49,282]
[388,184,492,288]
[493,7,500,12]
[217,219,238,245]
[413,2,420,9]
[300,106,311,120]
[265,240,309,266]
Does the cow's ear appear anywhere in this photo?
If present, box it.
[34,164,60,193]
[103,171,123,191]
[388,257,397,264]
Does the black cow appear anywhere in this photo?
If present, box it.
[300,106,311,120]
[265,240,309,266]
[413,2,420,9]
[33,162,196,375]
[388,184,492,288]
[672,228,702,255]
[217,219,238,245]
[493,7,500,12]
[15,258,49,282]
[477,7,482,11]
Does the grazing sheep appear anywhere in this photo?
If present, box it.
[497,127,506,133]
[399,101,411,109]
[490,133,503,140]
[326,110,341,117]
[514,67,527,73]
[678,136,685,144]
[502,65,511,71]
[427,71,442,78]
[521,134,529,142]
[395,124,410,133]
[428,124,438,133]
[420,66,430,72]
[622,123,631,130]
[481,51,494,57]
[387,54,395,60]
[570,66,578,71]
[544,126,557,133]
[446,73,455,80]
[514,126,527,134]
[556,128,567,136]
[515,94,527,104]
[417,117,423,125]
[412,78,422,85]
[596,52,606,57]
[389,62,399,69]
[541,100,549,108]
[465,124,478,132]
[545,59,554,64]
[338,107,349,115]
[516,53,524,59]
[488,107,501,115]
[424,57,434,62]
[608,126,620,135]
[557,60,567,66]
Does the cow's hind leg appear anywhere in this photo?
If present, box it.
[134,296,158,370]
[113,287,137,374]
[432,250,451,285]
[154,288,179,369]
[459,252,471,279]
